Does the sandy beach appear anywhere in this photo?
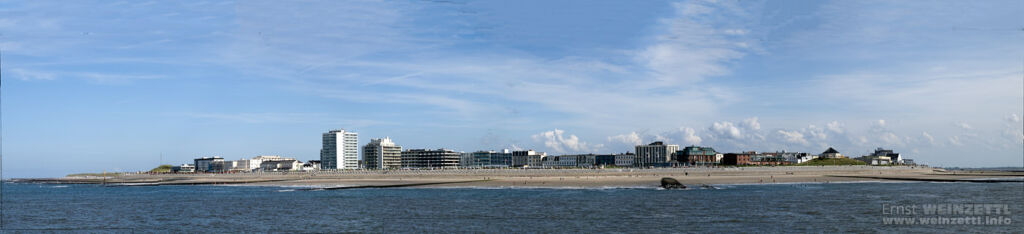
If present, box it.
[18,166,1023,189]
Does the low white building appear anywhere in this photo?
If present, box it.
[250,155,284,171]
[614,154,635,167]
[543,154,596,168]
[171,164,195,173]
[260,159,303,171]
[302,160,321,171]
[233,159,252,171]
[797,154,818,164]
[855,156,892,165]
[220,160,240,171]
[779,151,817,164]
[543,155,575,168]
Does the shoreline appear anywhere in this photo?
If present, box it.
[10,166,1024,189]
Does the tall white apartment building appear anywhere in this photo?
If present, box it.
[321,129,359,170]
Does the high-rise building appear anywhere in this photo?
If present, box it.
[635,141,679,167]
[363,137,402,170]
[321,129,359,170]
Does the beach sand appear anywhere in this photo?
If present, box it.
[26,166,1022,189]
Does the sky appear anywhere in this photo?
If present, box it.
[0,0,1021,177]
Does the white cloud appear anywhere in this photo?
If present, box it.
[921,132,935,145]
[956,122,973,130]
[710,121,742,139]
[742,117,761,130]
[1007,114,1021,123]
[509,144,524,151]
[826,121,844,134]
[948,136,962,146]
[1003,114,1024,144]
[636,0,757,85]
[722,29,748,35]
[879,132,903,146]
[682,127,702,145]
[857,136,869,145]
[180,112,393,127]
[9,68,56,81]
[201,0,748,129]
[653,134,671,142]
[806,125,828,141]
[1005,130,1024,145]
[776,130,808,145]
[532,129,601,153]
[607,132,643,146]
[607,127,704,151]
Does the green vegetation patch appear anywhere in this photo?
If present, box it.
[149,164,174,173]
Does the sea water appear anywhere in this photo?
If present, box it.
[2,182,1021,232]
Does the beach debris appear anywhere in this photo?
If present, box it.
[660,177,686,189]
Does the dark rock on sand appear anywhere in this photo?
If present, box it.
[661,177,686,189]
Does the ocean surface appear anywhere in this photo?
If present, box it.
[2,182,1022,233]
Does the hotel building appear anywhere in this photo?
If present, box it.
[362,137,402,169]
[401,149,461,169]
[321,129,359,170]
[676,146,719,166]
[635,141,679,167]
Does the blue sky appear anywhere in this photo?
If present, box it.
[1,0,1021,177]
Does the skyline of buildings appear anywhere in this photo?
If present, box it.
[166,128,917,173]
[3,0,1020,179]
